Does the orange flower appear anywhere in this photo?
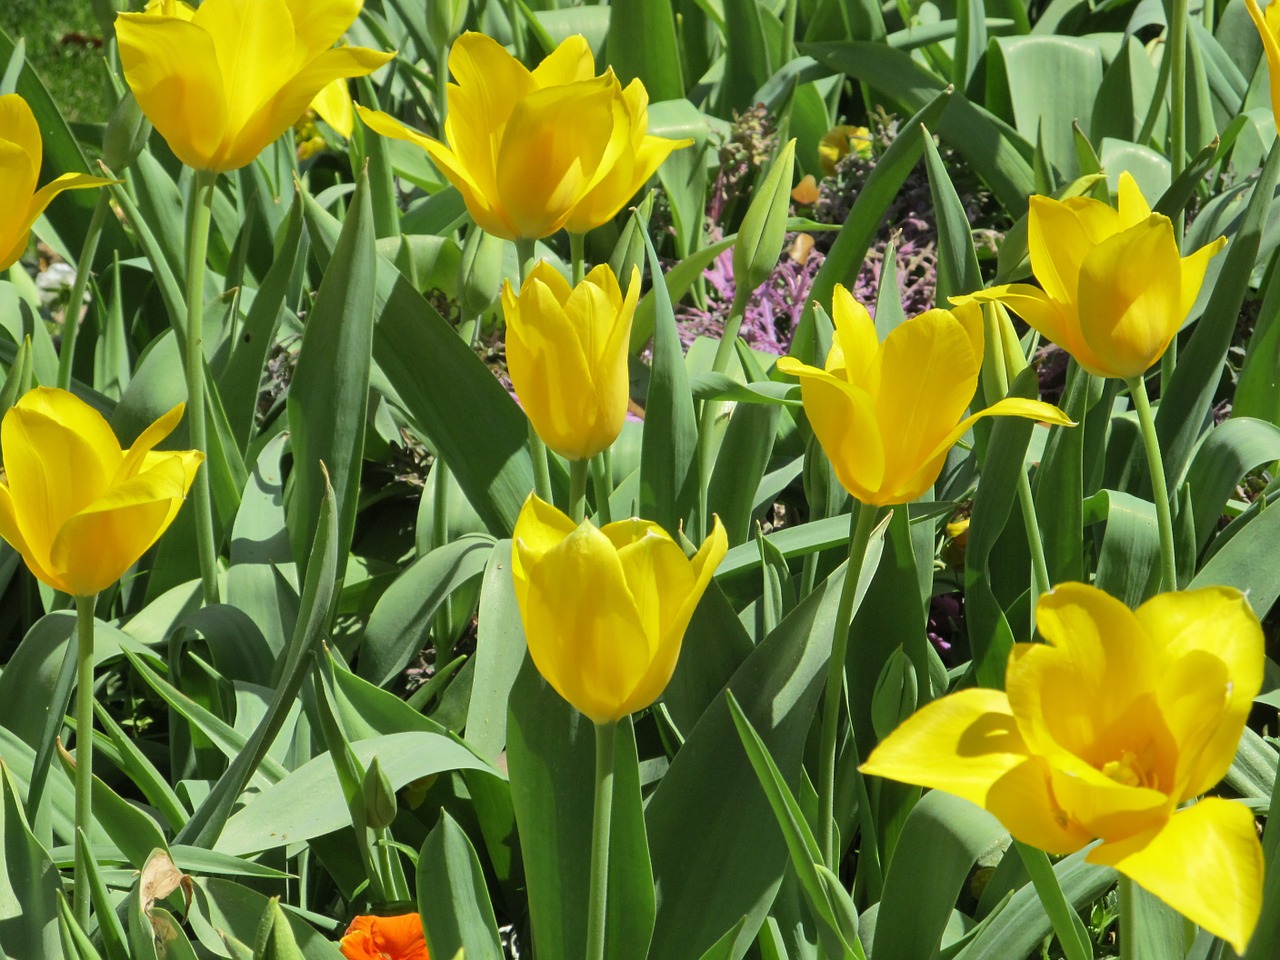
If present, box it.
[338,914,429,960]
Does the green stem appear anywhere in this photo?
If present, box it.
[585,720,617,960]
[1127,375,1177,591]
[1119,876,1137,960]
[184,170,220,604]
[72,593,98,929]
[56,192,111,390]
[818,501,881,868]
[1137,43,1173,148]
[431,455,452,644]
[696,287,752,538]
[570,231,586,286]
[1169,0,1188,184]
[515,238,536,284]
[569,457,590,523]
[1015,842,1092,960]
[590,453,613,524]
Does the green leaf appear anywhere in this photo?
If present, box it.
[189,879,343,959]
[1184,418,1280,550]
[606,0,684,101]
[1191,492,1280,620]
[252,899,307,960]
[0,763,60,958]
[1086,489,1162,608]
[922,125,983,301]
[418,812,503,960]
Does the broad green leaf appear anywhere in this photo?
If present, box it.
[189,879,342,960]
[418,812,504,960]
[922,126,983,302]
[465,541,528,761]
[606,0,684,101]
[0,763,59,958]
[1184,418,1280,550]
[1191,491,1280,620]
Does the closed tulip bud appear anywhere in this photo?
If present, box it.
[0,387,203,597]
[361,757,397,829]
[102,90,152,171]
[503,262,640,462]
[953,172,1226,380]
[733,139,796,299]
[0,95,115,271]
[776,285,1074,507]
[863,583,1265,954]
[116,0,393,173]
[355,33,691,240]
[511,495,728,724]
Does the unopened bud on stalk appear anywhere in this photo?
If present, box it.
[362,757,398,830]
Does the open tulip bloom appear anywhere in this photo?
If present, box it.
[116,0,393,172]
[953,172,1226,380]
[0,95,114,271]
[511,494,727,724]
[356,32,692,241]
[1247,0,1280,123]
[862,583,1265,953]
[0,387,203,598]
[504,262,640,462]
[775,286,1073,507]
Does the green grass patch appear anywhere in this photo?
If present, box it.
[1,0,110,123]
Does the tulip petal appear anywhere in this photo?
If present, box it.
[1246,0,1280,123]
[311,78,355,138]
[1116,171,1152,229]
[985,758,1094,853]
[117,13,229,170]
[1135,586,1263,798]
[777,357,886,504]
[192,0,296,135]
[1012,583,1160,760]
[116,403,186,484]
[495,77,629,238]
[0,94,43,174]
[531,34,596,86]
[280,0,363,52]
[0,481,65,593]
[0,140,38,271]
[225,45,393,172]
[874,309,981,494]
[861,688,1031,807]
[1178,236,1227,325]
[511,493,578,566]
[513,519,651,723]
[50,453,196,596]
[1027,194,1119,305]
[1088,798,1263,955]
[826,285,878,384]
[22,173,119,259]
[1077,218,1183,379]
[1,388,122,571]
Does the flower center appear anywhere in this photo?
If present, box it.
[1101,749,1153,789]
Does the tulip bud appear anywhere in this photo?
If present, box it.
[362,757,398,830]
[871,647,918,741]
[733,139,796,299]
[103,91,152,171]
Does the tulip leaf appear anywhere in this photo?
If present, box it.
[1032,360,1090,585]
[288,171,375,580]
[1191,490,1280,620]
[606,0,685,102]
[922,125,983,302]
[790,87,950,363]
[54,746,168,871]
[718,0,777,115]
[708,400,783,545]
[644,559,854,959]
[417,811,504,960]
[1085,490,1162,608]
[302,185,541,535]
[1235,245,1280,428]
[360,534,494,687]
[465,541,530,762]
[0,762,60,958]
[188,880,342,959]
[639,228,699,534]
[630,235,737,354]
[1155,136,1280,490]
[1185,418,1280,550]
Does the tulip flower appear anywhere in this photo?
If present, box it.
[511,495,727,724]
[0,387,203,597]
[355,32,691,240]
[339,913,429,960]
[775,286,1073,507]
[862,582,1264,952]
[116,0,393,172]
[1246,0,1280,121]
[503,262,640,462]
[954,173,1226,379]
[0,95,114,271]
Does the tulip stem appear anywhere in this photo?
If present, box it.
[1119,876,1137,960]
[586,720,617,960]
[569,457,590,523]
[591,453,613,524]
[570,232,586,286]
[1169,0,1188,183]
[1014,842,1092,960]
[184,170,220,604]
[818,501,881,868]
[56,192,111,391]
[72,593,98,929]
[1127,375,1177,591]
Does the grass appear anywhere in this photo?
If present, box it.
[1,0,110,123]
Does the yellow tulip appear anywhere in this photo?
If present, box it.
[503,261,640,462]
[1246,0,1280,121]
[511,495,728,724]
[775,287,1073,506]
[818,124,872,175]
[861,583,1264,954]
[116,0,393,172]
[0,95,114,271]
[955,173,1226,379]
[0,388,204,597]
[355,32,692,240]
